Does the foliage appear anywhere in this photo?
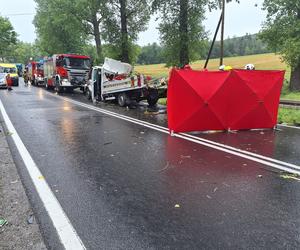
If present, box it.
[0,15,17,61]
[34,0,87,55]
[105,0,151,64]
[137,43,165,65]
[278,107,300,125]
[208,34,271,59]
[62,0,109,63]
[8,42,42,64]
[259,0,300,91]
[136,34,271,65]
[153,0,208,67]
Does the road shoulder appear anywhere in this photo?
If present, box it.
[0,121,46,250]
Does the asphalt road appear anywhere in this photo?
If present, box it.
[1,80,300,249]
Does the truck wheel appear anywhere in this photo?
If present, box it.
[117,93,129,107]
[86,88,92,100]
[55,79,63,93]
[147,89,159,107]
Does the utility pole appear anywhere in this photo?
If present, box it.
[220,0,225,66]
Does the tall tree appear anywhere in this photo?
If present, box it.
[34,0,87,55]
[260,0,300,91]
[0,15,17,62]
[60,0,109,63]
[153,0,208,67]
[105,0,151,64]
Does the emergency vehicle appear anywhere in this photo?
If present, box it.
[85,58,166,107]
[43,54,91,92]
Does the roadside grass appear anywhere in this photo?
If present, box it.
[278,108,300,125]
[280,92,300,101]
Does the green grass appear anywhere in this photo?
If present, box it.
[278,108,300,125]
[135,53,288,78]
[281,92,300,101]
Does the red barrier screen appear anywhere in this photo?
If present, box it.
[167,68,285,132]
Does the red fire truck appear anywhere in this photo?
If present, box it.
[43,54,91,92]
[27,60,44,86]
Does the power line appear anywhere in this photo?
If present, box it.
[2,13,35,16]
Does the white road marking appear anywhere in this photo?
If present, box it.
[47,92,300,175]
[0,98,86,250]
[278,124,300,130]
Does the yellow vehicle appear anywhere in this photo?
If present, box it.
[0,63,19,86]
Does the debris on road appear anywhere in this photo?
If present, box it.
[206,195,212,199]
[10,180,18,184]
[157,162,170,172]
[103,142,113,146]
[257,175,263,178]
[280,173,300,182]
[180,155,191,159]
[27,214,35,224]
[174,204,180,208]
[0,218,8,228]
[5,131,13,136]
[213,187,218,193]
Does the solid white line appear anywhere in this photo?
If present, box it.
[0,99,86,250]
[180,132,300,171]
[278,124,300,130]
[49,93,300,175]
[52,94,300,172]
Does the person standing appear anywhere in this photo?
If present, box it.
[6,73,13,91]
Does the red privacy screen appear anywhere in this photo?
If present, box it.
[167,68,285,133]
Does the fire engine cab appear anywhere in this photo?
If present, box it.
[43,54,91,92]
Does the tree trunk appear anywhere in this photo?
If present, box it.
[290,64,300,91]
[120,0,130,63]
[220,0,225,66]
[93,18,103,64]
[179,0,189,67]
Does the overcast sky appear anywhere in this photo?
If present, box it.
[0,0,266,46]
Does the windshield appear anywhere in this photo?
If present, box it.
[64,57,90,69]
[0,66,17,74]
[37,63,44,70]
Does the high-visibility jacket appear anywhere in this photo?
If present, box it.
[6,75,13,87]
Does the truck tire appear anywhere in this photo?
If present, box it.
[117,92,129,107]
[86,88,92,100]
[55,79,63,93]
[147,88,159,107]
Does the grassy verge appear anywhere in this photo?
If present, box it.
[278,107,300,125]
[280,92,300,101]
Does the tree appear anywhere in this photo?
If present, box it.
[0,15,17,61]
[153,0,209,67]
[56,0,109,63]
[259,0,300,91]
[9,42,42,64]
[137,43,165,65]
[34,0,87,55]
[105,0,151,64]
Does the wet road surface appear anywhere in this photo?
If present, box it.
[1,83,300,249]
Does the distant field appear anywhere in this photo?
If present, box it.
[136,53,300,103]
[135,53,288,78]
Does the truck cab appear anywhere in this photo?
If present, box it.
[86,58,166,107]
